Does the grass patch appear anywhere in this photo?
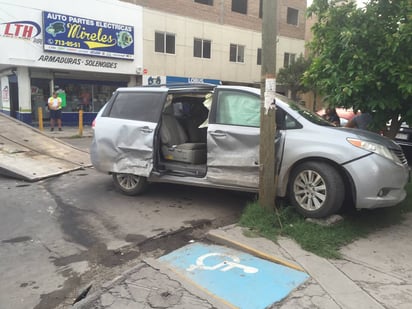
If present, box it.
[239,183,412,259]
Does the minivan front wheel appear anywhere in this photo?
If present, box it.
[112,173,148,196]
[288,162,344,218]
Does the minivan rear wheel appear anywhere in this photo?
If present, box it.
[288,162,344,218]
[112,173,148,196]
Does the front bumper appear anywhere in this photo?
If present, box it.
[343,154,410,209]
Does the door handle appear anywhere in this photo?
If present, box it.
[140,127,153,133]
[209,131,226,137]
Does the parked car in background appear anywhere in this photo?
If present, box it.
[395,123,412,165]
[91,84,410,218]
[318,108,411,165]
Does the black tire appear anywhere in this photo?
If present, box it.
[288,162,344,218]
[112,173,148,196]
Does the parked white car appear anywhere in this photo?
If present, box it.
[91,84,410,218]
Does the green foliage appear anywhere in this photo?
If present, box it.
[304,0,412,135]
[277,54,311,101]
[239,183,412,259]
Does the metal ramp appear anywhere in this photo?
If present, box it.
[0,113,91,181]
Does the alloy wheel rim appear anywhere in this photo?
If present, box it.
[117,174,139,190]
[293,170,327,211]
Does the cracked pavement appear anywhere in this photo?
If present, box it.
[75,216,412,309]
[75,261,218,309]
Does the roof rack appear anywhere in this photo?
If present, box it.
[144,82,217,89]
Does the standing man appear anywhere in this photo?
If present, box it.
[345,112,372,131]
[48,91,62,131]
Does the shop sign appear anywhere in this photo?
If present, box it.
[0,20,41,42]
[143,75,166,86]
[143,75,221,86]
[43,11,134,60]
[37,54,119,70]
[167,75,221,85]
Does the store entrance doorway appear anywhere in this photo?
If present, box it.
[9,81,18,119]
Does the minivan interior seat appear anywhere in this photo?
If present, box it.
[160,104,206,164]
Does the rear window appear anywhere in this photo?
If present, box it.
[106,92,164,122]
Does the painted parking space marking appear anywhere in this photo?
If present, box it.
[158,242,309,309]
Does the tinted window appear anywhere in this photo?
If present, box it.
[155,32,175,54]
[108,92,164,122]
[275,106,301,130]
[287,7,299,25]
[203,40,211,58]
[194,38,202,57]
[195,0,213,5]
[155,32,164,53]
[229,44,245,63]
[257,48,262,65]
[283,52,296,67]
[165,34,175,54]
[232,0,247,14]
[216,90,260,127]
[194,38,211,58]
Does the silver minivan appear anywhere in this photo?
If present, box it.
[91,84,410,218]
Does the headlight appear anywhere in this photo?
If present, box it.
[347,138,401,164]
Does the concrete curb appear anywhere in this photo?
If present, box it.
[206,224,303,271]
[277,237,384,309]
[207,225,385,309]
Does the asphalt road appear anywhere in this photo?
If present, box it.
[0,137,254,309]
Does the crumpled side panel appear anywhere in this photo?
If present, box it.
[206,124,260,188]
[90,120,156,177]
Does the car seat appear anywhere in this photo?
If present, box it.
[177,101,209,142]
[160,104,207,164]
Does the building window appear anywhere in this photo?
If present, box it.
[230,44,245,63]
[259,0,263,18]
[257,48,262,65]
[287,7,299,26]
[284,52,296,67]
[50,80,122,113]
[194,38,211,58]
[155,31,175,54]
[232,0,247,14]
[194,0,213,5]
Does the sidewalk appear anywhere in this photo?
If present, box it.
[73,215,412,309]
[38,125,94,138]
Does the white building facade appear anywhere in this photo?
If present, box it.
[141,7,305,87]
[0,0,306,125]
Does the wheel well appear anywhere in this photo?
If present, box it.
[285,157,356,208]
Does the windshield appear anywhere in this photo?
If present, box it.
[285,100,335,127]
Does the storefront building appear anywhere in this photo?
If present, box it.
[0,0,143,126]
[1,0,307,126]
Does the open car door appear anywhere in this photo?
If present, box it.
[206,88,262,189]
[90,88,166,177]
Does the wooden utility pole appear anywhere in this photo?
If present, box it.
[259,0,278,209]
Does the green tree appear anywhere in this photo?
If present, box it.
[304,0,412,136]
[277,54,311,101]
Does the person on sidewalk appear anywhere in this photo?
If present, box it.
[323,107,340,126]
[345,112,372,131]
[47,91,63,131]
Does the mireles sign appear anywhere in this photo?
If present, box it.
[43,11,134,60]
[67,24,116,48]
